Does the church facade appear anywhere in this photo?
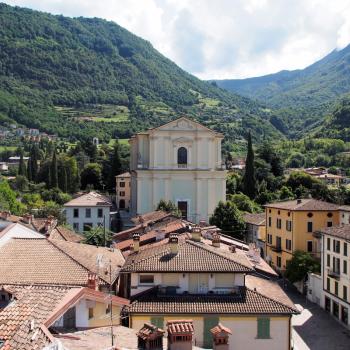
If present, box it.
[129,117,227,223]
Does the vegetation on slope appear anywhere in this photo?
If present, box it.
[0,3,281,143]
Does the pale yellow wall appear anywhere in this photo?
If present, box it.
[130,314,291,350]
[266,207,339,270]
[88,302,121,327]
[116,175,131,209]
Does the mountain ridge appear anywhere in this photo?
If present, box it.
[0,2,282,144]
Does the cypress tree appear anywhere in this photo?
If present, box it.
[109,142,122,190]
[50,148,58,188]
[30,145,39,182]
[18,153,26,177]
[243,131,257,199]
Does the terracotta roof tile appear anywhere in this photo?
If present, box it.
[137,323,164,340]
[48,239,125,284]
[0,285,75,350]
[167,320,193,334]
[264,198,339,211]
[210,323,232,335]
[121,239,253,273]
[49,226,84,243]
[129,287,298,315]
[318,224,350,241]
[131,211,172,225]
[243,213,266,226]
[64,192,111,207]
[0,239,89,286]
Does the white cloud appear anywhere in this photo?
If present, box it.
[3,0,350,79]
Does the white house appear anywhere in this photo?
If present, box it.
[0,222,43,247]
[129,117,227,223]
[340,206,350,225]
[63,192,112,232]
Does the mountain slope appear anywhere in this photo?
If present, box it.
[0,3,281,143]
[214,45,350,138]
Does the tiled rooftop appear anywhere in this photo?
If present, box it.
[0,238,124,286]
[64,192,112,207]
[167,320,194,335]
[0,285,75,350]
[317,224,350,241]
[264,198,339,211]
[243,213,266,226]
[128,287,298,315]
[131,210,172,225]
[49,226,84,243]
[121,239,253,273]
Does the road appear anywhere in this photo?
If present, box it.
[280,282,350,349]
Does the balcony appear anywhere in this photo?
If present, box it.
[271,245,282,253]
[177,164,187,169]
[327,268,340,279]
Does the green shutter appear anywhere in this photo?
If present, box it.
[257,317,270,339]
[150,316,164,329]
[203,316,219,348]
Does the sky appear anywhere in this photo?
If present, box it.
[4,0,350,79]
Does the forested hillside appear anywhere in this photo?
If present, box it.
[0,3,281,143]
[215,44,350,138]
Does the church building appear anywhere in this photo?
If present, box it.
[129,117,227,223]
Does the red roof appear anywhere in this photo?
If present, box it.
[167,320,194,335]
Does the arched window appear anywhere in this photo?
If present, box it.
[177,147,187,166]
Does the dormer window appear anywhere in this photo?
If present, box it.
[177,147,187,168]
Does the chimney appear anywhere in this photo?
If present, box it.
[44,216,54,232]
[212,232,220,248]
[87,272,99,291]
[169,233,179,255]
[297,199,302,204]
[230,245,236,253]
[199,219,207,227]
[137,323,165,350]
[167,320,194,350]
[210,323,232,350]
[133,233,140,253]
[191,226,201,242]
[22,213,33,224]
[1,211,11,220]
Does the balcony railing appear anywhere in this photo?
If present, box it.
[177,164,187,169]
[327,268,340,279]
[271,245,282,252]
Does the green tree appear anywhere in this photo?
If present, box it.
[107,141,122,191]
[84,225,112,246]
[228,193,261,213]
[14,175,29,192]
[0,181,26,215]
[18,152,26,176]
[50,148,58,188]
[209,201,245,239]
[285,250,320,283]
[80,163,103,190]
[156,199,181,217]
[243,132,257,199]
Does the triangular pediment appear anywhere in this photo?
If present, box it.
[151,117,220,135]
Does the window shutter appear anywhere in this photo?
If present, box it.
[203,316,219,347]
[257,317,270,339]
[150,316,164,329]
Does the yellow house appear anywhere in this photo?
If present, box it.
[120,230,298,349]
[265,199,339,271]
[116,172,131,210]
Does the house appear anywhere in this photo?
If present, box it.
[116,172,131,210]
[0,284,129,349]
[339,206,350,225]
[243,213,266,257]
[63,191,112,232]
[265,199,340,272]
[120,230,298,349]
[0,222,43,248]
[317,225,350,329]
[129,117,227,223]
[0,238,124,292]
